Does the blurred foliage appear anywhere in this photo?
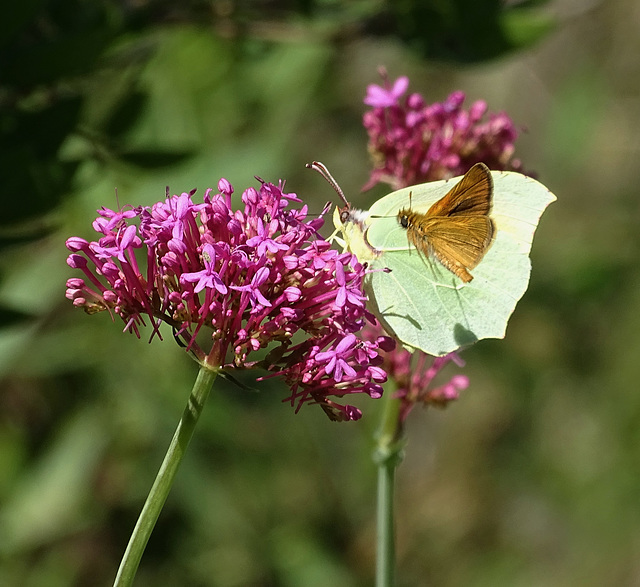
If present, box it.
[3,0,640,586]
[387,0,553,62]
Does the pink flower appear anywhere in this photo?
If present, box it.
[360,324,467,422]
[364,76,409,108]
[66,179,394,420]
[362,73,524,190]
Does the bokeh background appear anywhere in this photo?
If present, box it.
[2,0,640,585]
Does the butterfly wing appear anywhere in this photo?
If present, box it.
[426,162,493,217]
[348,169,556,356]
[406,215,495,282]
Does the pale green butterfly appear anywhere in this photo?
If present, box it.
[309,162,556,356]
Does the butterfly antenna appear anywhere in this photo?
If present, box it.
[306,161,349,206]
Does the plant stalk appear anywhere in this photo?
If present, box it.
[113,365,217,587]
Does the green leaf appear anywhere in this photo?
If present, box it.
[501,5,555,49]
[118,149,195,169]
[0,408,108,554]
[386,0,553,63]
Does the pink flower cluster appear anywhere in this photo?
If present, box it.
[361,325,468,420]
[65,178,394,421]
[363,74,524,190]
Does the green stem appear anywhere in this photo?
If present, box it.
[113,365,218,587]
[375,393,405,587]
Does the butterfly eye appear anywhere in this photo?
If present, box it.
[399,214,409,229]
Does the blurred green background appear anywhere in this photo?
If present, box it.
[2,0,640,585]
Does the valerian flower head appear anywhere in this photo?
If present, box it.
[392,352,469,422]
[66,178,394,421]
[363,71,524,191]
[361,325,468,424]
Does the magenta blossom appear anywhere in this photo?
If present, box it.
[363,72,524,190]
[66,178,394,421]
[364,75,409,108]
[361,324,468,424]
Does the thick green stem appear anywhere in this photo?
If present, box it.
[375,393,405,587]
[113,365,218,587]
[376,453,396,587]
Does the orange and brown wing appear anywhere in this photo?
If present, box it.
[407,215,495,282]
[426,163,493,218]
